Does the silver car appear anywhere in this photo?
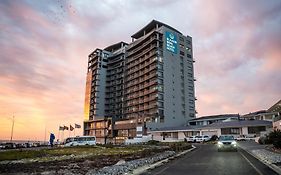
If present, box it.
[217,135,237,151]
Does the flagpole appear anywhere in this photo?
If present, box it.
[62,129,64,142]
[58,127,60,143]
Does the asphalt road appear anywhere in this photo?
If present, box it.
[143,144,278,175]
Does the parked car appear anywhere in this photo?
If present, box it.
[196,135,211,142]
[236,135,256,141]
[185,136,197,142]
[1,143,16,149]
[217,135,237,151]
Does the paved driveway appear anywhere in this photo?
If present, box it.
[142,144,278,175]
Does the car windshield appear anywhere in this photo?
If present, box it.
[219,136,234,141]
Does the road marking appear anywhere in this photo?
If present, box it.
[239,151,263,175]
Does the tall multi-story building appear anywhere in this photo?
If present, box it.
[84,20,196,144]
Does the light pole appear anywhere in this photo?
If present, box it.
[10,116,15,142]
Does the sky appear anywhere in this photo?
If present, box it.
[0,0,280,141]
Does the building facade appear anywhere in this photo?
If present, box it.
[83,20,196,144]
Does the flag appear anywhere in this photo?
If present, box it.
[64,126,69,130]
[59,126,64,131]
[70,125,74,131]
[75,123,81,128]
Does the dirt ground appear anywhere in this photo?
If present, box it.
[0,148,165,174]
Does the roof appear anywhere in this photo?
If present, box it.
[131,20,182,39]
[189,114,239,121]
[242,110,267,117]
[268,99,281,113]
[150,125,201,132]
[104,41,128,52]
[202,120,272,129]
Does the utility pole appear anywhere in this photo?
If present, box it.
[10,115,15,142]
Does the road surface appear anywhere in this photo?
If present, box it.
[143,144,278,175]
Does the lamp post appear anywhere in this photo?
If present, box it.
[10,116,15,142]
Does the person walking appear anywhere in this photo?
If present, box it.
[49,133,55,147]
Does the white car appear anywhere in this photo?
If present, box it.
[196,135,211,142]
[217,135,237,151]
[185,136,197,142]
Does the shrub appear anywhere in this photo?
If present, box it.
[147,140,160,145]
[258,136,266,144]
[268,129,281,149]
[210,135,218,141]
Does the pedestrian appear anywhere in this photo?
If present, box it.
[50,133,55,147]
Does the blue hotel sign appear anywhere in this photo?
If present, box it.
[166,31,178,54]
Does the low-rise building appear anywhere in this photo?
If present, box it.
[150,120,272,142]
[268,99,281,130]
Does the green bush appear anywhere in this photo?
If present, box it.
[147,140,160,145]
[210,135,218,141]
[268,129,281,149]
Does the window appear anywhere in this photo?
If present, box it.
[157,102,164,108]
[158,85,164,92]
[158,79,163,85]
[157,64,163,71]
[179,37,184,42]
[157,71,164,78]
[157,93,164,100]
[221,128,240,135]
[180,51,185,56]
[186,47,191,52]
[248,126,266,134]
[160,116,164,123]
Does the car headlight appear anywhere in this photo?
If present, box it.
[218,141,223,145]
[231,141,237,145]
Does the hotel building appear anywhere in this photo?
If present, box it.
[84,20,196,144]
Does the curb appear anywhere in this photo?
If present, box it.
[131,145,196,175]
[239,146,281,175]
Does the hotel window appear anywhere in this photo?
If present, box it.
[157,93,164,100]
[179,37,184,42]
[157,102,164,108]
[158,79,163,85]
[157,71,164,78]
[158,85,164,92]
[179,44,184,49]
[157,64,163,71]
[180,51,185,56]
[186,47,191,52]
[160,116,164,123]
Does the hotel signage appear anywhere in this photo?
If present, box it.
[166,31,178,54]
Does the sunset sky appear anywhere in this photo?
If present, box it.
[0,0,280,141]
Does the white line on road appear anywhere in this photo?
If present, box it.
[239,151,263,175]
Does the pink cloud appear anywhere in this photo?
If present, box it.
[0,0,280,140]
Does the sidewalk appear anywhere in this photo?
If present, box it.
[238,141,281,174]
